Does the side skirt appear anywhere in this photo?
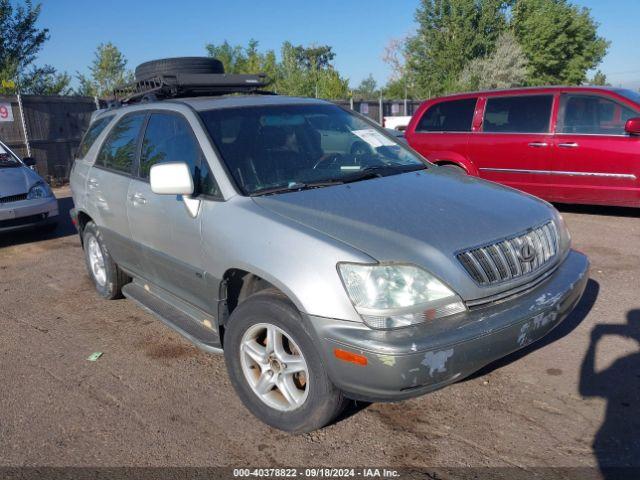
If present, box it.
[122,281,223,354]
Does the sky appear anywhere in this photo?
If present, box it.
[35,0,640,90]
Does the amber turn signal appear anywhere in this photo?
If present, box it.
[333,348,368,366]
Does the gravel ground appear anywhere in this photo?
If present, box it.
[1,187,638,478]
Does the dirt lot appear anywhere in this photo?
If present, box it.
[1,187,638,477]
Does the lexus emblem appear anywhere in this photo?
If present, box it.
[518,242,536,263]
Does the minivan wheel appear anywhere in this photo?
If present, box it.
[224,290,346,433]
[82,222,129,300]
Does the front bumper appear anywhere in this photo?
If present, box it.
[0,196,59,233]
[308,250,589,402]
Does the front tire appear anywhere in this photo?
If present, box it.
[82,222,129,299]
[224,290,346,433]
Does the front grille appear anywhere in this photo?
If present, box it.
[0,193,28,204]
[457,221,558,286]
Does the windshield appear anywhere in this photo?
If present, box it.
[0,142,21,168]
[614,88,640,106]
[199,103,427,195]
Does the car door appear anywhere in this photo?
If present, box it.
[86,112,146,274]
[126,111,214,312]
[552,92,640,206]
[408,97,477,168]
[469,94,555,199]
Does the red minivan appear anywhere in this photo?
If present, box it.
[405,87,640,207]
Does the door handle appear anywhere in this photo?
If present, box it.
[130,193,147,205]
[528,142,549,148]
[558,142,579,148]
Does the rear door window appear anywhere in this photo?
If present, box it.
[77,115,113,159]
[483,95,553,133]
[557,94,638,135]
[415,98,477,132]
[96,113,146,174]
[139,112,221,197]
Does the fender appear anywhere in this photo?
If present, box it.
[427,151,479,176]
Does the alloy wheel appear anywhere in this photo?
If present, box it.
[239,323,309,411]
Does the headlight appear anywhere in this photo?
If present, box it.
[554,211,572,255]
[27,182,52,200]
[338,263,466,329]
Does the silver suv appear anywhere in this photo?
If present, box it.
[70,58,589,432]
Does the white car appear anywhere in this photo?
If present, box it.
[0,140,58,233]
[383,115,412,131]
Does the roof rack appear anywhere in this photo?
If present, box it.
[112,73,272,105]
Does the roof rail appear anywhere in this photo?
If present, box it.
[112,73,272,105]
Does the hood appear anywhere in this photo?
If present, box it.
[252,168,556,301]
[0,165,41,197]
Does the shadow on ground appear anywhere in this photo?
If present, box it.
[580,309,640,479]
[0,196,76,248]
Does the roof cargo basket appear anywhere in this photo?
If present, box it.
[113,72,272,104]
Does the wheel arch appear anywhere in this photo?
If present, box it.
[75,209,94,245]
[218,267,302,322]
[428,151,478,176]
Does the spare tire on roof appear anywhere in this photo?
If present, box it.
[135,57,225,81]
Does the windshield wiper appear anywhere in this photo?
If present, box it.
[249,179,344,197]
[249,164,427,196]
[340,163,426,184]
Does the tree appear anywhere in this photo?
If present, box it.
[76,42,133,97]
[405,0,511,97]
[205,39,278,81]
[275,42,349,99]
[457,31,528,90]
[287,44,343,98]
[206,40,349,99]
[0,0,71,95]
[586,70,609,86]
[19,64,72,95]
[512,0,609,85]
[382,37,419,99]
[382,38,406,83]
[354,74,378,100]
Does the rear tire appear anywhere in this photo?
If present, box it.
[82,222,129,299]
[135,57,224,81]
[224,290,346,433]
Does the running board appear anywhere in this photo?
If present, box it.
[122,282,223,354]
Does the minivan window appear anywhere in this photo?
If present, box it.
[77,115,113,159]
[96,113,145,174]
[199,104,425,196]
[140,113,221,197]
[558,94,638,135]
[614,88,640,105]
[483,95,553,133]
[415,98,477,132]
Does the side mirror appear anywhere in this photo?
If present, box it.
[625,117,640,136]
[23,157,37,167]
[150,162,194,195]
